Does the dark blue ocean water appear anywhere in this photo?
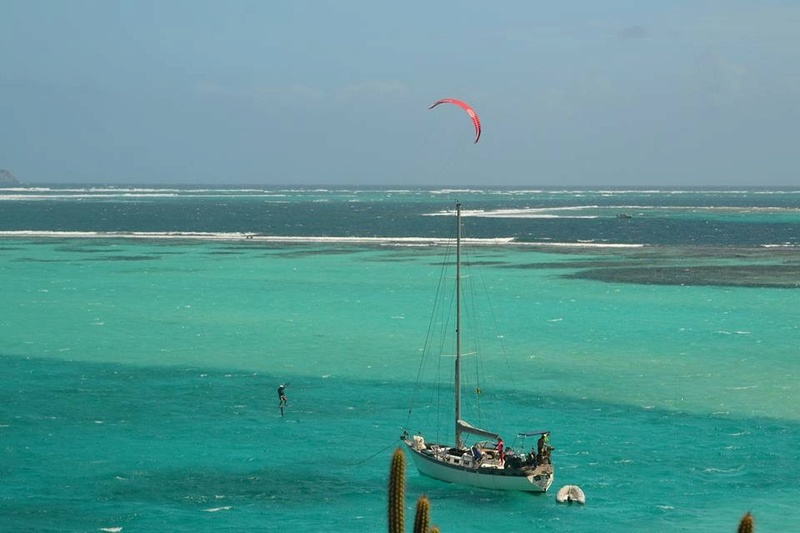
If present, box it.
[1,186,798,532]
[2,186,800,246]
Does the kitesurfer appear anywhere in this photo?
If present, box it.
[278,384,287,408]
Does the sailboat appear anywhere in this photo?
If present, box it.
[402,202,555,492]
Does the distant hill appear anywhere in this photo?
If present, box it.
[0,169,21,185]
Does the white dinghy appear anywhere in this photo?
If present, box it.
[556,484,585,504]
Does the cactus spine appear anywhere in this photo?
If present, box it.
[737,512,754,533]
[388,448,406,533]
[413,495,430,533]
[388,447,439,533]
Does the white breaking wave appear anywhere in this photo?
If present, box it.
[0,230,511,245]
[426,206,602,219]
[0,230,650,248]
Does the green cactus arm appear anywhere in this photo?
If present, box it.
[413,495,431,533]
[737,511,754,533]
[388,448,406,533]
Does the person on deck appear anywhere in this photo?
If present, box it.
[496,437,505,465]
[471,444,483,465]
[537,432,548,460]
[528,447,538,467]
[537,432,553,464]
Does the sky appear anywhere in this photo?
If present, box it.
[1,0,799,187]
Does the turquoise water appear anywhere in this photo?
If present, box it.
[1,187,799,531]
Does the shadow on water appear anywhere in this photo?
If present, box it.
[1,354,797,531]
[496,245,800,288]
[568,263,800,288]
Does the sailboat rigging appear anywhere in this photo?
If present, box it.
[402,202,555,492]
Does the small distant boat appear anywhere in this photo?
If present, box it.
[556,484,585,504]
[616,213,632,219]
[402,202,555,493]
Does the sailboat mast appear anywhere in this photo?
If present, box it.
[455,202,463,449]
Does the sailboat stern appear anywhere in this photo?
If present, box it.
[528,463,555,492]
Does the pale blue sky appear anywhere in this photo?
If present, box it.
[1,1,798,186]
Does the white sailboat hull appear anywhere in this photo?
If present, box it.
[404,440,554,493]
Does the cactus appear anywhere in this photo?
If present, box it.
[388,447,440,533]
[413,495,430,533]
[737,512,754,533]
[388,448,406,533]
